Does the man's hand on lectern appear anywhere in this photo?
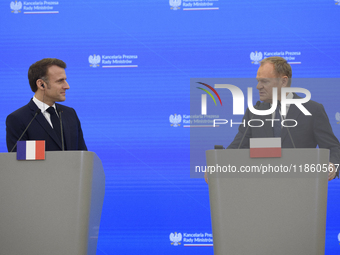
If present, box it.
[204,171,208,184]
[328,162,337,181]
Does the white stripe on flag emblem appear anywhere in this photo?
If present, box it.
[250,138,282,158]
[250,138,281,148]
[26,141,36,160]
[17,140,45,161]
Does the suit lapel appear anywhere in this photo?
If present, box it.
[56,104,70,150]
[281,93,301,143]
[28,100,62,149]
[257,102,274,137]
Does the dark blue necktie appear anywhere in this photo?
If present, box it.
[273,101,281,137]
[47,107,61,143]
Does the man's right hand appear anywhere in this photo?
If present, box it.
[204,171,208,184]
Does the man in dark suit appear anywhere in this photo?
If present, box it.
[205,57,339,182]
[6,58,87,152]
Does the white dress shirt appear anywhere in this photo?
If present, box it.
[32,96,58,128]
[271,92,294,120]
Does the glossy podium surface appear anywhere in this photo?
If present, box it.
[206,148,329,255]
[0,151,105,255]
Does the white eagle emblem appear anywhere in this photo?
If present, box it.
[335,0,340,5]
[169,0,181,10]
[335,112,340,124]
[88,54,101,68]
[250,51,263,64]
[10,1,22,13]
[169,114,182,127]
[169,232,182,245]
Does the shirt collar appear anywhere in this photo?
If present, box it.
[32,96,56,113]
[270,92,293,117]
[270,92,294,106]
[285,92,294,101]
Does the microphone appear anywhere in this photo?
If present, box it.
[58,109,64,151]
[237,101,261,149]
[10,108,41,152]
[286,126,296,148]
[278,103,296,148]
[284,119,296,148]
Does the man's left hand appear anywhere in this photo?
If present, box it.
[328,162,337,181]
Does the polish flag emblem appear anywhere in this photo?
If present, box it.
[250,138,281,158]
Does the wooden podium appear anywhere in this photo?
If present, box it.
[0,151,105,255]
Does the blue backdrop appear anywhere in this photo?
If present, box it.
[1,0,340,254]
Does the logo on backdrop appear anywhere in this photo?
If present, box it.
[338,232,340,243]
[88,53,138,68]
[335,0,340,5]
[169,232,213,246]
[169,232,182,245]
[336,112,340,124]
[10,1,22,13]
[175,0,219,10]
[251,51,302,64]
[169,0,181,10]
[89,54,101,68]
[250,51,263,64]
[169,114,182,127]
[10,1,59,14]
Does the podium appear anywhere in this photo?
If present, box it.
[206,148,329,255]
[0,151,105,255]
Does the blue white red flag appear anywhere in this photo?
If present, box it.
[17,140,45,160]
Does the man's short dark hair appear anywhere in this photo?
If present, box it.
[260,57,292,86]
[28,58,66,92]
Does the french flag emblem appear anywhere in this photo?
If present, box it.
[17,141,45,160]
[250,138,281,158]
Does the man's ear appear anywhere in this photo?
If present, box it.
[36,79,45,90]
[281,76,288,87]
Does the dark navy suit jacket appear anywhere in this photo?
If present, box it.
[228,94,340,172]
[6,99,87,152]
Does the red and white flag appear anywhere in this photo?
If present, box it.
[250,138,281,158]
